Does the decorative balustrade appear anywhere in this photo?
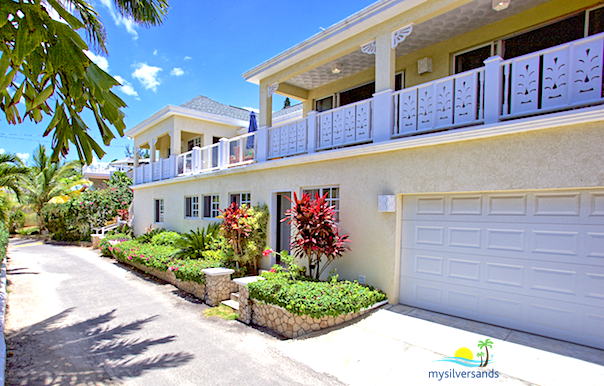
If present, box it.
[132,34,604,186]
[392,68,485,137]
[501,33,604,119]
[268,118,308,159]
[317,99,372,151]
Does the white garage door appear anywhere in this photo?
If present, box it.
[400,190,604,349]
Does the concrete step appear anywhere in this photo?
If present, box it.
[230,292,240,302]
[221,299,239,311]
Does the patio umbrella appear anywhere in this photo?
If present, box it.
[246,111,257,149]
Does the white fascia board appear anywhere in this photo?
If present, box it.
[125,105,249,138]
[133,105,604,190]
[242,0,428,84]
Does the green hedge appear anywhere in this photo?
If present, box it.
[0,228,8,261]
[248,272,387,318]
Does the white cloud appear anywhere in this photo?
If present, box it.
[84,50,109,71]
[16,152,30,161]
[132,63,162,92]
[170,67,184,76]
[113,75,139,98]
[242,107,260,114]
[99,0,138,39]
[0,149,5,154]
[183,56,192,61]
[153,50,158,56]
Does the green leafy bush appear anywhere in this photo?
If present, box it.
[136,227,166,243]
[168,259,221,283]
[99,233,132,256]
[248,271,387,318]
[16,226,40,235]
[151,231,181,246]
[173,224,220,259]
[0,227,8,260]
[8,209,25,234]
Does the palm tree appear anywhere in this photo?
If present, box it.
[476,352,485,367]
[0,153,29,228]
[25,145,84,230]
[477,339,494,367]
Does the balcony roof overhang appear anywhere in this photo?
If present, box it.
[244,0,549,91]
[242,0,429,85]
[125,105,249,139]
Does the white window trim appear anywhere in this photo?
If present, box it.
[185,195,199,219]
[187,136,202,150]
[203,194,220,219]
[155,198,164,224]
[301,186,340,222]
[230,192,251,208]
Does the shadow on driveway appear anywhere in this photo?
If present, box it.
[5,308,194,385]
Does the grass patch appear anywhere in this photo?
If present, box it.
[203,304,238,320]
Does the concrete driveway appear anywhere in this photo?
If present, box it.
[5,239,343,386]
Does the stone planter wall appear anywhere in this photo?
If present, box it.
[202,268,235,306]
[249,298,388,339]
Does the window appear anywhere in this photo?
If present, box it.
[187,136,202,151]
[154,199,164,223]
[454,44,494,74]
[185,196,199,219]
[315,95,334,112]
[588,6,604,36]
[395,72,405,91]
[339,82,375,107]
[203,195,220,218]
[230,193,251,208]
[302,186,339,221]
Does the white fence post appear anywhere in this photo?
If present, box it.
[372,89,393,142]
[306,111,317,154]
[483,55,503,125]
[256,126,268,163]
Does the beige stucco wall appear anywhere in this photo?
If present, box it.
[265,0,600,116]
[132,120,604,303]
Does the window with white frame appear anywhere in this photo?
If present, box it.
[203,195,220,218]
[302,186,339,221]
[154,198,164,223]
[230,192,251,208]
[187,136,202,151]
[185,196,199,219]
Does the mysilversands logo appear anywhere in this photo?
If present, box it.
[429,338,500,381]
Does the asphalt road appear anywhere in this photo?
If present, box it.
[4,239,344,386]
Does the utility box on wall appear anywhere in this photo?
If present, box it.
[378,195,396,212]
[417,57,433,75]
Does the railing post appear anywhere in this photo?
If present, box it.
[219,138,229,169]
[483,56,503,125]
[159,158,163,180]
[372,89,393,142]
[256,126,268,163]
[193,147,201,172]
[132,166,137,185]
[306,111,317,154]
[170,155,176,178]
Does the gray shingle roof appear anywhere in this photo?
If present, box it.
[180,95,251,121]
[272,103,302,119]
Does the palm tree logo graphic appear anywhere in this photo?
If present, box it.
[435,338,495,367]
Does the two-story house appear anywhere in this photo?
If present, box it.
[128,0,604,350]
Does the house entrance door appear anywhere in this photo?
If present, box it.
[275,192,291,263]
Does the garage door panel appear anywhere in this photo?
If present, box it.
[401,189,604,349]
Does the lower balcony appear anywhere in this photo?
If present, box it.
[133,32,604,186]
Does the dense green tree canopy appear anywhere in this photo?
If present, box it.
[0,0,169,164]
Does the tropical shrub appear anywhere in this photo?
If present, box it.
[111,240,178,272]
[151,231,181,246]
[8,207,25,234]
[285,192,350,280]
[173,224,220,259]
[248,269,386,318]
[168,259,222,284]
[219,203,268,274]
[136,227,166,243]
[99,233,131,256]
[0,227,8,260]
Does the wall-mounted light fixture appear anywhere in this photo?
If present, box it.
[331,63,341,74]
[492,0,510,11]
[417,57,433,75]
[378,195,396,212]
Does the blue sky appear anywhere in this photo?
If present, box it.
[1,0,372,164]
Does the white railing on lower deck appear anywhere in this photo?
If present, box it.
[501,32,604,119]
[392,67,485,137]
[317,98,372,151]
[226,132,257,166]
[268,118,308,159]
[143,163,152,183]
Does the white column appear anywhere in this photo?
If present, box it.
[373,32,395,142]
[259,81,273,128]
[306,111,317,154]
[171,128,181,155]
[256,126,268,163]
[150,137,157,162]
[483,56,503,125]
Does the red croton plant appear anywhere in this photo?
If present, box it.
[219,203,254,270]
[284,192,351,280]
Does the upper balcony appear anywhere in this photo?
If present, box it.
[133,31,604,186]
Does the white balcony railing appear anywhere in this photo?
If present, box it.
[268,118,308,159]
[317,98,373,151]
[501,33,604,119]
[392,67,485,137]
[133,33,604,186]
